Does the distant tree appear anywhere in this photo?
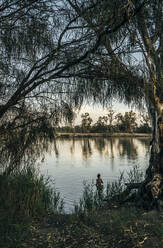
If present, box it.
[115,111,137,132]
[124,111,137,133]
[140,112,151,127]
[115,113,124,132]
[96,116,108,126]
[107,109,116,132]
[94,115,108,132]
[137,112,152,133]
[81,113,93,132]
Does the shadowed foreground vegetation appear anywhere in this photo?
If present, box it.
[20,207,163,248]
[1,166,163,248]
[0,167,64,248]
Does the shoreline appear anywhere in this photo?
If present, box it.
[56,132,152,138]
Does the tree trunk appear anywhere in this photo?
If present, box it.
[141,86,163,208]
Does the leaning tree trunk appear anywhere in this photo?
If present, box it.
[142,85,163,208]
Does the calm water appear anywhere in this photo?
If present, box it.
[40,136,150,212]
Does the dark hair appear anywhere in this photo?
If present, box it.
[97,173,101,177]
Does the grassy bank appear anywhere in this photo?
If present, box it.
[1,166,163,248]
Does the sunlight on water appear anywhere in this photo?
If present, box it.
[40,137,150,212]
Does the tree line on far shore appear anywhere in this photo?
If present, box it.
[57,109,152,134]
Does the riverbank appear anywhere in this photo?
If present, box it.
[56,132,152,138]
[1,166,163,248]
[21,207,163,248]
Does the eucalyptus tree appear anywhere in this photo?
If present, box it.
[107,108,115,132]
[0,0,83,125]
[94,116,108,132]
[65,0,163,206]
[81,112,93,132]
[0,0,146,122]
[115,111,137,132]
[0,0,141,174]
[0,0,80,173]
[138,112,152,132]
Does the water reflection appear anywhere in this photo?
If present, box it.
[118,138,138,159]
[93,137,107,155]
[81,139,92,159]
[0,130,151,211]
[0,131,150,174]
[40,136,150,211]
[57,137,150,161]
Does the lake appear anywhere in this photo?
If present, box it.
[40,136,150,212]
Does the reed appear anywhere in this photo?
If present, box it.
[74,180,103,213]
[0,165,64,247]
[74,165,144,213]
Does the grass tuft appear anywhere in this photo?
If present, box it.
[0,166,64,248]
